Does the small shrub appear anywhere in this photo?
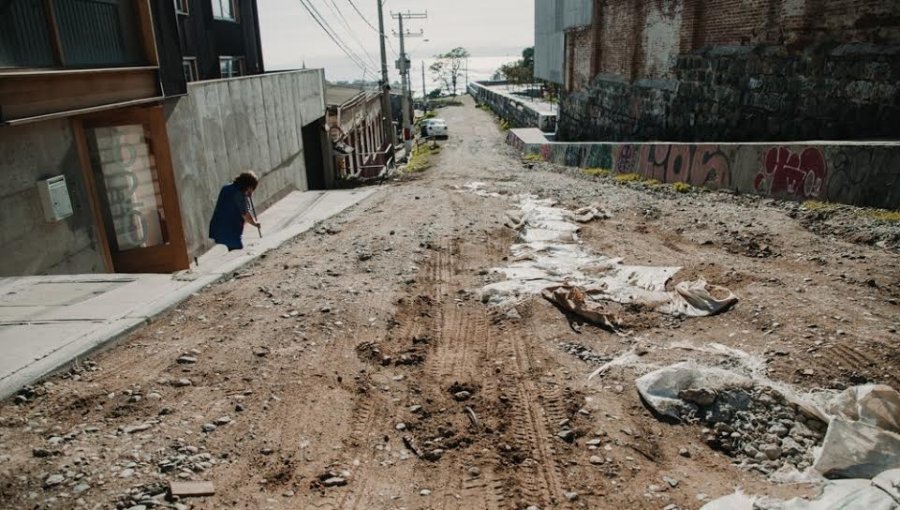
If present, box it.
[803,200,839,211]
[644,178,662,186]
[524,153,544,163]
[499,119,510,131]
[673,182,692,193]
[615,173,642,183]
[866,209,900,223]
[404,144,433,173]
[583,168,610,177]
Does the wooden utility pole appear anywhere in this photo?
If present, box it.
[392,11,426,156]
[377,0,396,148]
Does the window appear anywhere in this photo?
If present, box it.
[219,56,244,78]
[182,57,197,82]
[211,0,236,21]
[174,0,189,15]
[1,0,144,68]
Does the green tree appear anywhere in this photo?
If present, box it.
[496,46,535,88]
[522,46,534,70]
[429,47,470,96]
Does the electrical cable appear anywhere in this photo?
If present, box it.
[324,0,381,70]
[296,0,376,79]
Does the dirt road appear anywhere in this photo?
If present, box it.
[2,97,898,510]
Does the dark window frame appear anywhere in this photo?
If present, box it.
[211,0,237,22]
[219,55,244,78]
[174,0,189,15]
[182,56,197,82]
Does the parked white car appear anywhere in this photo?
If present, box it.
[421,118,448,138]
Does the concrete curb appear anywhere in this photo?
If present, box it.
[0,188,380,400]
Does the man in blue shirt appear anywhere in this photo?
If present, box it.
[209,172,261,251]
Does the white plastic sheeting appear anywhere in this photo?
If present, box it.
[701,469,900,510]
[638,363,900,484]
[480,194,738,318]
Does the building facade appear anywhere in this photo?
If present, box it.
[0,0,326,276]
[326,86,392,182]
[536,0,900,142]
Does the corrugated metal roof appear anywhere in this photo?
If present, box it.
[325,85,366,106]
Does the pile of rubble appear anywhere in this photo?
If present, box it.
[684,386,826,475]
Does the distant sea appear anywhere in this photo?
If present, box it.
[293,55,521,98]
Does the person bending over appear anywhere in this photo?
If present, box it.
[209,171,261,251]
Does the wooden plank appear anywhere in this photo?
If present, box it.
[169,480,215,498]
[145,106,190,271]
[43,0,65,66]
[71,119,115,273]
[135,0,160,66]
[3,97,162,126]
[0,69,160,121]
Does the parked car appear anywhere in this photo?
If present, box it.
[421,118,448,138]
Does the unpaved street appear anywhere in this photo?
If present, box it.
[2,97,899,510]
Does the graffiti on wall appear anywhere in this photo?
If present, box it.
[753,147,827,199]
[642,145,732,189]
[614,144,638,174]
[826,148,900,209]
[613,144,731,188]
[507,130,900,210]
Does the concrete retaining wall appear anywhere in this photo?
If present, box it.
[469,81,557,132]
[0,120,107,276]
[508,128,900,210]
[165,69,326,259]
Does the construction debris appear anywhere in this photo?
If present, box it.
[168,480,215,498]
[637,363,900,480]
[479,192,738,320]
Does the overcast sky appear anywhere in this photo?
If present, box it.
[258,0,535,83]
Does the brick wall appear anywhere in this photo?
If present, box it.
[569,27,595,91]
[559,0,900,141]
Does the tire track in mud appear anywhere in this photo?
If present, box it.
[311,291,398,510]
[824,342,900,386]
[489,326,572,509]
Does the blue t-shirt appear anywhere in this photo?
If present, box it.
[209,183,249,250]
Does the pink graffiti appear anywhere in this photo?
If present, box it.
[614,144,637,173]
[754,147,827,199]
[539,144,552,161]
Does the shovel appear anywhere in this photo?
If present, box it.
[248,195,262,238]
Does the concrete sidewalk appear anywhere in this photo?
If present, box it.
[0,187,380,400]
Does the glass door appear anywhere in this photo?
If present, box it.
[76,106,189,273]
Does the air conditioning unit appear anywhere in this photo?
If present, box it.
[37,175,74,222]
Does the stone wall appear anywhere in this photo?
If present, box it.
[165,69,326,259]
[560,44,900,142]
[0,120,108,276]
[509,128,900,210]
[469,81,557,132]
[557,0,900,142]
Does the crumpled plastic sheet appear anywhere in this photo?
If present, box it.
[700,469,900,510]
[570,203,611,223]
[541,284,621,330]
[637,363,900,482]
[482,194,738,318]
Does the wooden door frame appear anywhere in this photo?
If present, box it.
[72,105,190,273]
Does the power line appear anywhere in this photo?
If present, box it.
[296,0,376,79]
[346,0,379,32]
[345,0,397,59]
[325,0,381,70]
